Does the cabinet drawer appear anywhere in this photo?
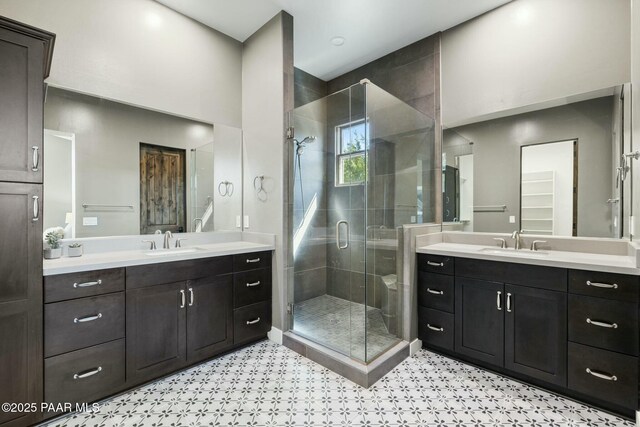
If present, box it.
[418,272,454,313]
[44,268,124,303]
[456,258,566,292]
[569,270,639,302]
[234,301,271,345]
[233,251,272,272]
[234,268,272,308]
[568,294,638,355]
[568,342,638,411]
[45,339,125,405]
[45,292,125,357]
[417,254,454,275]
[126,256,232,289]
[418,307,454,351]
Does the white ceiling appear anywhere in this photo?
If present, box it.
[155,0,511,81]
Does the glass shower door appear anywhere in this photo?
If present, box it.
[290,84,368,361]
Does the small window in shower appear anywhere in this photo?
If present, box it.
[336,119,368,186]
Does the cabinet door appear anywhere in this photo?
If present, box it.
[0,183,41,426]
[126,282,186,385]
[455,278,504,366]
[0,27,44,183]
[504,284,567,386]
[186,275,233,363]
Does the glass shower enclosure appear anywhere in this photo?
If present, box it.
[288,81,436,363]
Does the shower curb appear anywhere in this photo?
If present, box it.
[282,332,409,387]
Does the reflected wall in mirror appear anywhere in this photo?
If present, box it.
[44,87,242,238]
[442,85,631,238]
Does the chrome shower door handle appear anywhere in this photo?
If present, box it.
[336,220,349,250]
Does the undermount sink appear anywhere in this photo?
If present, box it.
[478,247,549,257]
[144,248,203,256]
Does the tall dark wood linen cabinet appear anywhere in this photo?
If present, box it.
[0,16,54,427]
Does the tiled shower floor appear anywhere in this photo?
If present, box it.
[292,294,399,361]
[44,340,632,426]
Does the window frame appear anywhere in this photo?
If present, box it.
[335,118,368,187]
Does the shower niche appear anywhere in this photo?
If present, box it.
[286,80,436,368]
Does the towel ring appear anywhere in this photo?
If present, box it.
[218,181,234,197]
[254,176,267,202]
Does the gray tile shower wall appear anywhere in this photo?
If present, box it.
[294,68,328,108]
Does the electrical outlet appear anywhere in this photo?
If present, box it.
[410,216,416,223]
[235,215,241,228]
[509,216,516,224]
[83,217,98,226]
[243,215,249,229]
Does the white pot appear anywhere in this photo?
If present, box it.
[44,248,62,259]
[68,246,83,257]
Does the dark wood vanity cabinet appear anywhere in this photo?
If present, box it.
[418,254,638,417]
[0,16,54,427]
[125,258,234,385]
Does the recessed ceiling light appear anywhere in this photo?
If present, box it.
[331,36,345,46]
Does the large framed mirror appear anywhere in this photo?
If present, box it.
[43,87,242,238]
[442,85,631,239]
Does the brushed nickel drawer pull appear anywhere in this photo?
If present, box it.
[427,261,444,267]
[246,317,261,325]
[246,258,261,263]
[32,146,40,172]
[246,281,261,287]
[586,281,618,289]
[73,313,102,323]
[32,196,39,221]
[73,366,102,380]
[585,368,617,381]
[426,288,443,295]
[179,290,186,308]
[506,293,512,313]
[188,287,194,307]
[496,291,502,311]
[426,324,444,332]
[382,256,394,260]
[586,318,618,329]
[73,279,102,288]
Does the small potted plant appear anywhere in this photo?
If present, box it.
[68,242,83,257]
[43,230,63,259]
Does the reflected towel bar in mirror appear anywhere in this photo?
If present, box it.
[473,205,507,213]
[82,203,134,209]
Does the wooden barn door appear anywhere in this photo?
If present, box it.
[140,143,186,234]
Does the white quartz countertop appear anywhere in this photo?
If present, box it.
[43,241,275,276]
[417,242,640,275]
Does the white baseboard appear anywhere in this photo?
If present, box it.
[267,327,283,345]
[409,339,422,356]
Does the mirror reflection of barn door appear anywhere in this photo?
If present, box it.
[140,143,186,234]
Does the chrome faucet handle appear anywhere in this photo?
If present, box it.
[154,230,162,234]
[531,240,547,251]
[175,238,187,248]
[493,238,507,249]
[142,240,157,250]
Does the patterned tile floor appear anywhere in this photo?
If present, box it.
[43,340,633,427]
[293,295,399,361]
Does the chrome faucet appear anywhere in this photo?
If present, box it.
[163,231,173,249]
[511,230,523,250]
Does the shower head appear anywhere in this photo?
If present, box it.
[294,136,316,155]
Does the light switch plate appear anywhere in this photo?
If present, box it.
[83,217,98,226]
[236,215,241,228]
[509,216,516,224]
[243,215,249,229]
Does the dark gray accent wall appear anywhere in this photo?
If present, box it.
[294,68,328,108]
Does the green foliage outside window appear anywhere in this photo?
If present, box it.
[340,129,367,184]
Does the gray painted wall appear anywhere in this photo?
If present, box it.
[442,0,631,127]
[0,0,243,127]
[242,12,293,331]
[446,96,615,238]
